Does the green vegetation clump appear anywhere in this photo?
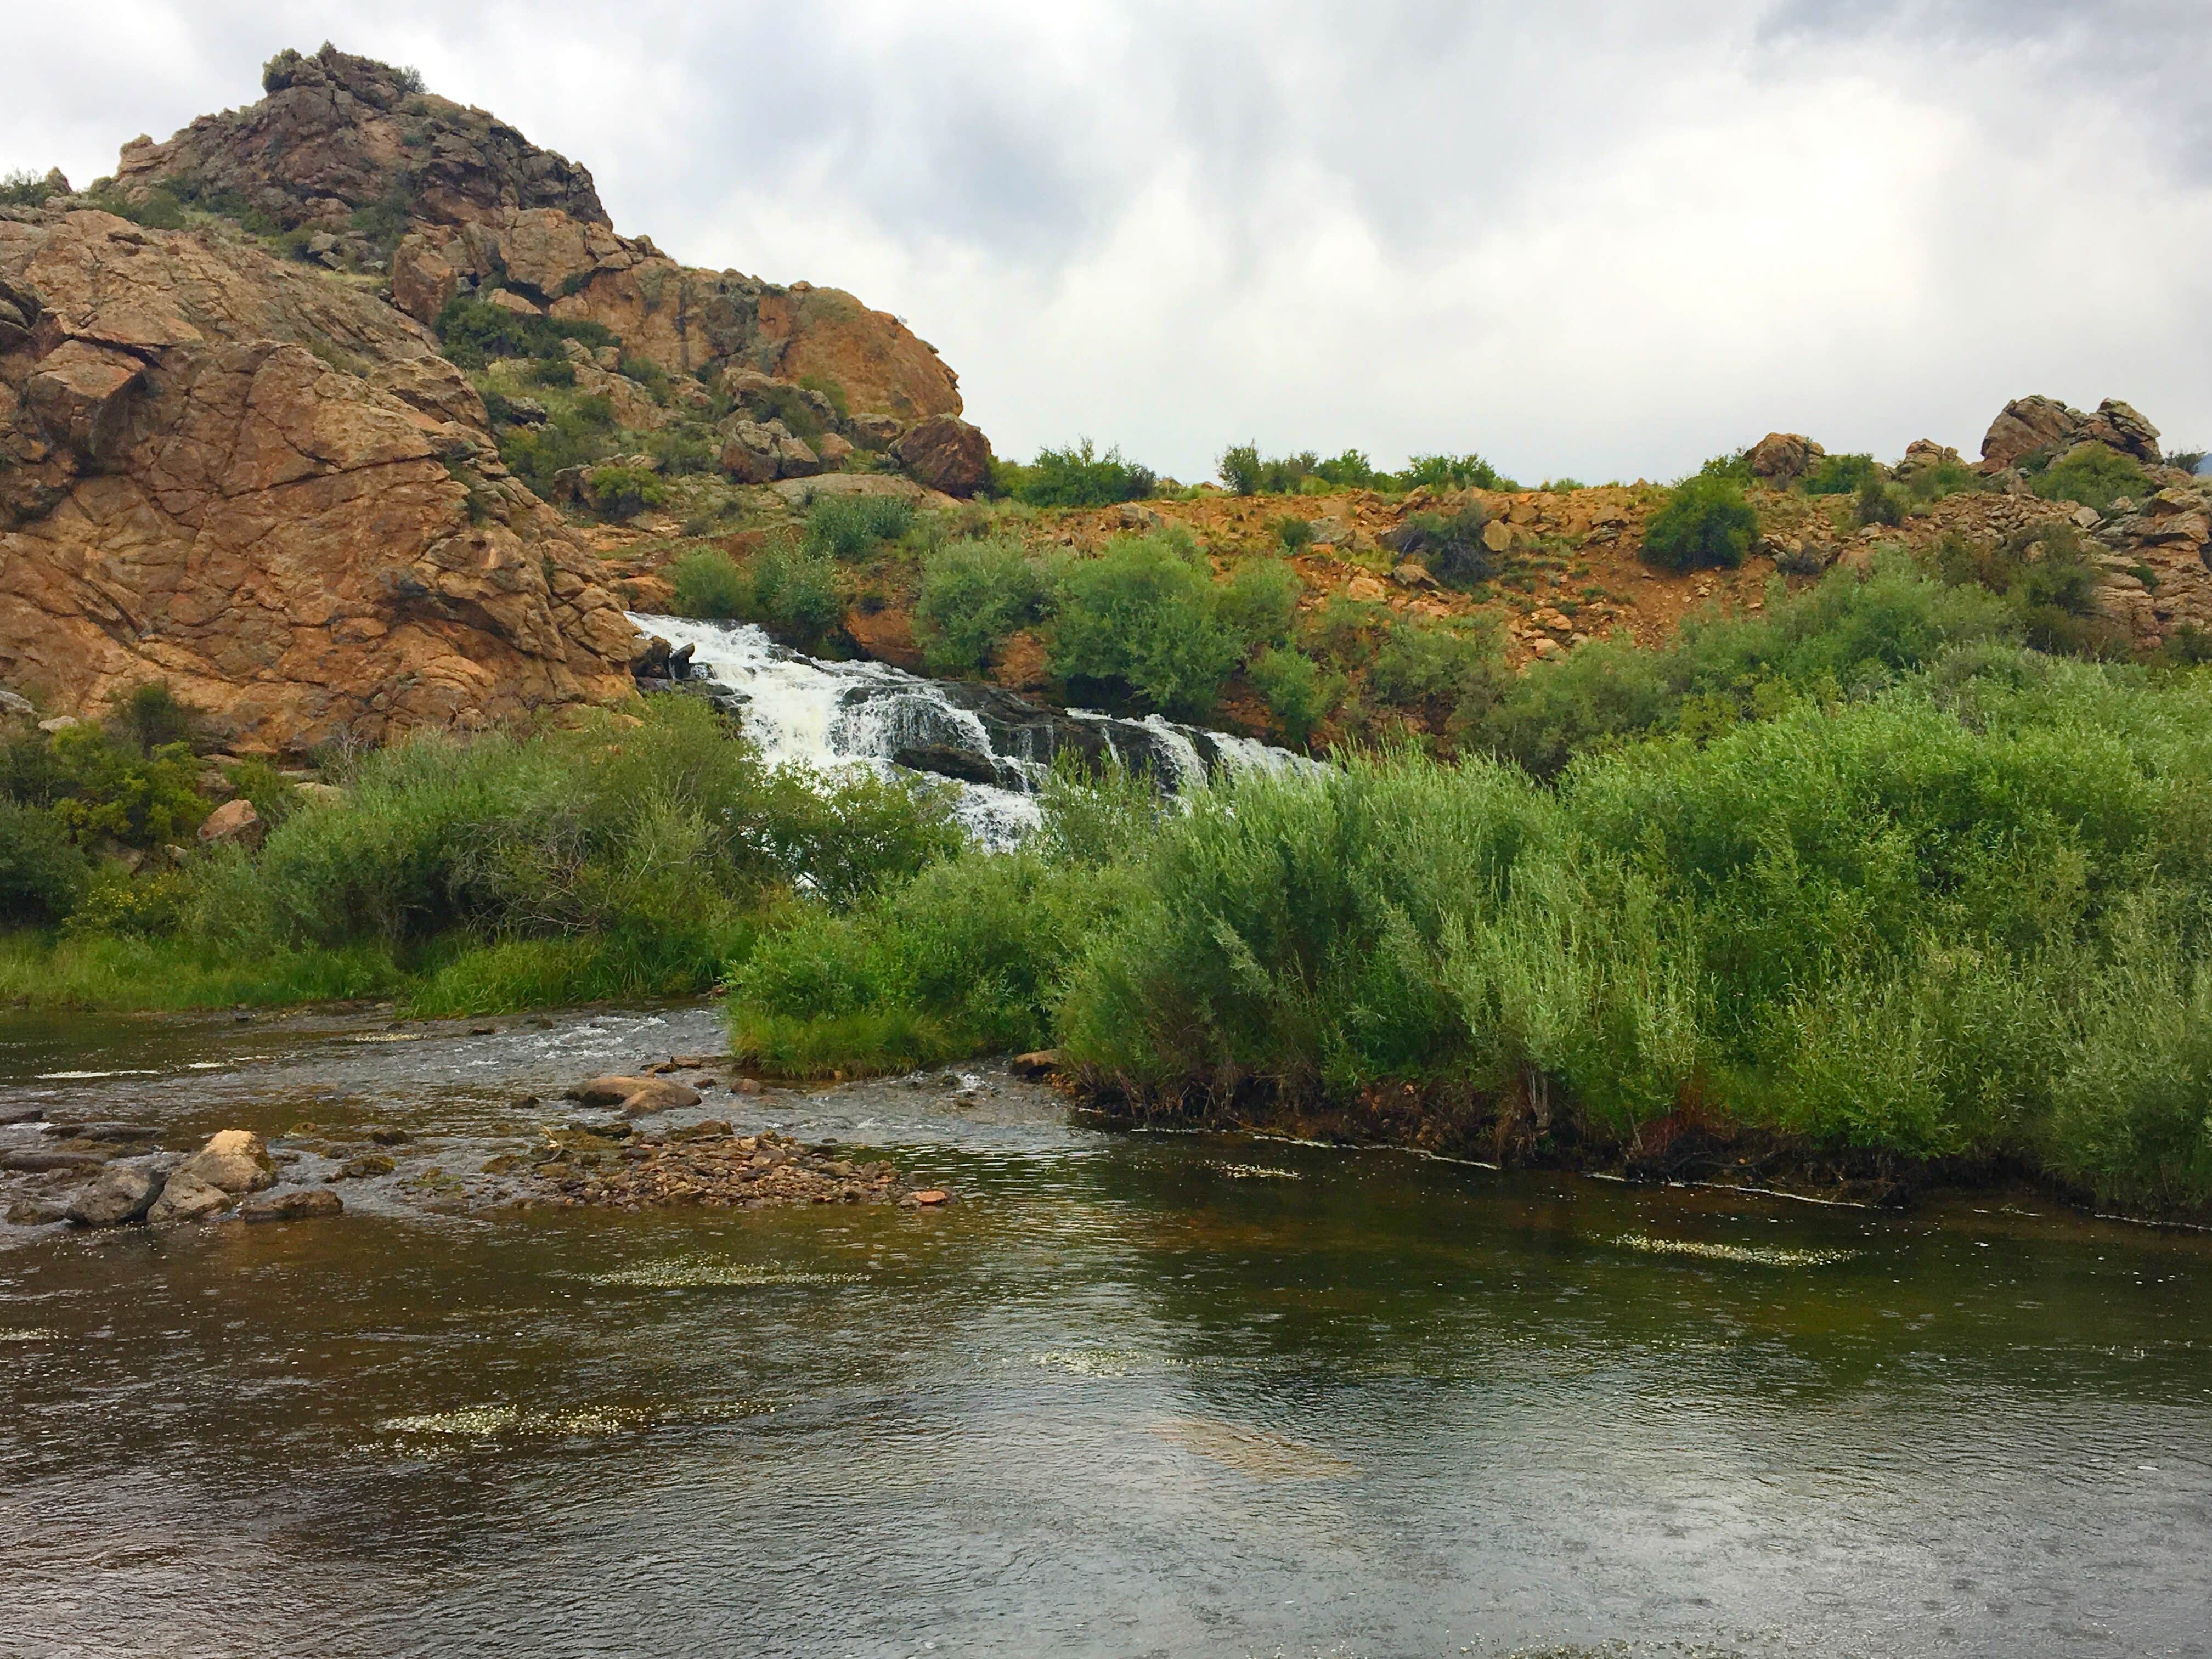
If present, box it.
[913,539,1051,675]
[433,295,619,373]
[2033,445,2151,515]
[994,441,1158,507]
[584,464,668,521]
[1383,505,1496,589]
[1,699,960,1014]
[1803,453,1883,496]
[1050,534,1293,719]
[804,495,915,562]
[1221,444,1513,496]
[0,168,65,208]
[1641,475,1758,571]
[719,650,2212,1214]
[666,545,843,651]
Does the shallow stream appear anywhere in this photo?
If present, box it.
[2,1003,2208,1657]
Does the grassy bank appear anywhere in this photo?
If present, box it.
[1,696,954,1018]
[725,566,2212,1217]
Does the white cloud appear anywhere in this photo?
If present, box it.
[6,0,2210,479]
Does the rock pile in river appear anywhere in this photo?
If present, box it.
[525,1124,947,1211]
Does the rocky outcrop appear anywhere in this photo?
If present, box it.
[391,208,962,422]
[111,44,606,236]
[1745,432,1825,485]
[890,416,994,497]
[0,210,638,753]
[1980,396,2162,471]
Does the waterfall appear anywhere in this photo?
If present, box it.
[625,614,1313,845]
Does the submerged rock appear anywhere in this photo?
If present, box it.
[240,1188,343,1223]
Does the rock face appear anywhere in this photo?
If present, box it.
[1980,396,2162,471]
[890,416,995,497]
[0,211,639,752]
[112,44,607,234]
[390,210,962,422]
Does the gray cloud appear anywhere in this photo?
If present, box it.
[7,1,2212,479]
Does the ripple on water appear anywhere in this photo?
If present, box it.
[380,1400,775,1440]
[1612,1232,1858,1268]
[583,1257,868,1289]
[1149,1417,1358,1480]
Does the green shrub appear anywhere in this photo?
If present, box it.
[1903,459,1979,505]
[995,440,1158,507]
[667,549,751,619]
[1248,646,1333,746]
[585,464,668,521]
[1051,533,1244,718]
[1401,454,1512,492]
[1642,475,1758,571]
[913,538,1051,674]
[108,682,199,755]
[1274,516,1316,552]
[1383,506,1496,588]
[1367,618,1505,723]
[1217,444,1387,495]
[1215,558,1302,651]
[2033,445,2151,515]
[1803,453,1883,496]
[804,494,915,561]
[531,359,578,388]
[667,543,843,650]
[0,803,86,924]
[433,295,618,373]
[1853,477,1906,528]
[42,727,207,848]
[0,168,64,208]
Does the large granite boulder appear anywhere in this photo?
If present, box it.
[0,210,638,754]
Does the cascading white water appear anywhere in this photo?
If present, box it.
[626,613,1313,845]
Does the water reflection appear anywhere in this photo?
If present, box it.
[1,1006,2207,1657]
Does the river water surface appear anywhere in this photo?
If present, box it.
[2,1004,2208,1657]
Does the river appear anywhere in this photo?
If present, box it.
[2,1003,2208,1657]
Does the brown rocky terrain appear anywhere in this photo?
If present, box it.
[112,44,607,235]
[0,209,639,753]
[0,45,976,751]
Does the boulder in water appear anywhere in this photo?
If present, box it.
[174,1129,276,1195]
[67,1165,166,1227]
[147,1170,234,1225]
[240,1187,343,1223]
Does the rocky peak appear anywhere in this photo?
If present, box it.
[111,43,607,235]
[1979,394,2162,472]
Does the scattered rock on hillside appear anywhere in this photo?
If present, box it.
[1745,432,1826,485]
[892,416,994,498]
[198,798,263,849]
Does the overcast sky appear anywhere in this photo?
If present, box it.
[7,2,2210,482]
